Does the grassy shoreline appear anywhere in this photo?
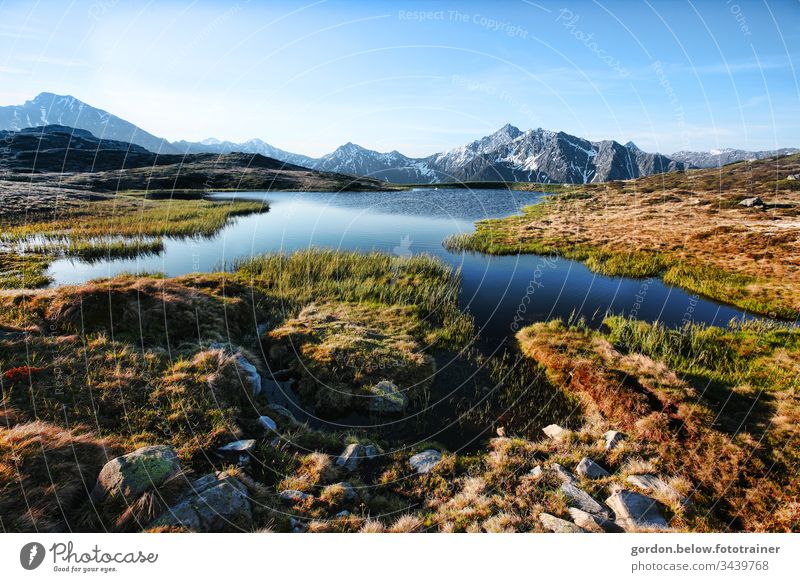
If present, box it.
[444,155,800,320]
[0,196,268,289]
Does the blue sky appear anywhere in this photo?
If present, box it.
[0,0,797,156]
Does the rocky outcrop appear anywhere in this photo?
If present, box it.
[153,471,252,532]
[92,445,181,502]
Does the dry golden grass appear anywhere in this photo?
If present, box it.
[0,413,116,532]
[516,318,800,532]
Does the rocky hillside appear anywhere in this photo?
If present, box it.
[0,125,390,192]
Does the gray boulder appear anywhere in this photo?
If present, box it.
[568,507,624,533]
[576,457,611,479]
[539,512,585,533]
[560,482,611,518]
[92,445,181,502]
[409,449,442,474]
[606,490,669,531]
[367,380,408,414]
[336,443,364,472]
[153,471,252,532]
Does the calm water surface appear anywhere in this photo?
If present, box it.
[47,189,758,347]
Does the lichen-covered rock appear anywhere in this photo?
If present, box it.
[576,457,611,479]
[367,380,408,414]
[606,490,669,531]
[92,445,181,502]
[153,471,252,532]
[539,512,585,533]
[409,449,442,474]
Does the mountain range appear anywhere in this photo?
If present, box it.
[1,93,796,184]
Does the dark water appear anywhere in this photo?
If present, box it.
[47,188,757,348]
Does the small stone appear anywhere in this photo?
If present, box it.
[279,489,312,504]
[528,465,543,479]
[560,482,611,518]
[216,439,256,465]
[539,512,585,533]
[409,449,442,474]
[543,424,568,440]
[234,353,262,397]
[335,510,351,518]
[606,490,669,531]
[92,445,181,502]
[739,196,764,207]
[217,439,256,453]
[603,430,625,452]
[257,415,277,431]
[336,443,364,472]
[290,517,308,533]
[363,444,379,460]
[550,462,578,484]
[576,457,611,479]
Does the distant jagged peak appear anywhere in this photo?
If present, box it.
[624,140,641,151]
